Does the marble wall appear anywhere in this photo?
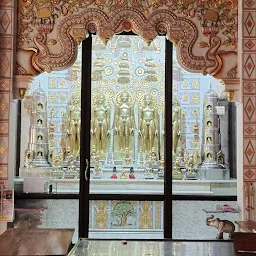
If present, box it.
[242,0,256,221]
[0,0,16,233]
[14,199,239,241]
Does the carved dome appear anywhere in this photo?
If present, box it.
[32,84,47,99]
[204,86,218,100]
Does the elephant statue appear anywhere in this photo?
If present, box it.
[206,215,235,239]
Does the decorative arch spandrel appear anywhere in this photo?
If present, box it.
[17,0,238,81]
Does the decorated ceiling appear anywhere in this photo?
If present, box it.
[17,0,238,80]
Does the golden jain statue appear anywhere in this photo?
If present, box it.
[113,91,135,152]
[91,95,110,154]
[66,96,81,159]
[172,97,182,160]
[139,94,158,154]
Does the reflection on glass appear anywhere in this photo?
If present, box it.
[17,35,237,196]
[18,47,82,193]
[172,47,237,196]
[89,35,166,194]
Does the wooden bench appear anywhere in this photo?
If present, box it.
[233,232,256,255]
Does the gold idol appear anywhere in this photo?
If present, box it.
[66,96,81,159]
[172,97,182,160]
[91,95,110,154]
[139,94,158,154]
[113,91,135,152]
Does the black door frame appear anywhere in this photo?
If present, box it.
[79,34,173,239]
[79,34,92,238]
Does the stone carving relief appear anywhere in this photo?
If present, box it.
[16,0,237,81]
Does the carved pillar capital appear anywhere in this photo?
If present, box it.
[222,78,241,103]
[14,75,33,99]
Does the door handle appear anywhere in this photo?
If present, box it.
[85,159,89,181]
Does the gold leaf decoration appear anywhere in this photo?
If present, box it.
[47,39,57,46]
[198,42,209,48]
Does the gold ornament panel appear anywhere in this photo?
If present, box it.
[91,200,163,230]
[0,136,8,164]
[0,121,8,135]
[0,165,7,179]
[0,93,9,120]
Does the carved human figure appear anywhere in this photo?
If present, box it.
[113,91,135,152]
[91,95,110,153]
[139,94,158,154]
[67,96,81,159]
[172,97,182,159]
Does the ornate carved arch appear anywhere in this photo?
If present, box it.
[16,0,238,89]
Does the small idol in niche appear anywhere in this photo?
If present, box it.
[206,136,212,143]
[37,103,43,111]
[37,151,43,158]
[129,167,135,179]
[111,167,117,179]
[37,135,43,141]
[27,152,32,160]
[207,121,212,127]
[37,119,43,126]
[207,152,212,160]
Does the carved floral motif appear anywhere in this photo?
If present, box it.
[17,0,238,78]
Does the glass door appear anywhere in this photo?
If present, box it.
[80,34,172,239]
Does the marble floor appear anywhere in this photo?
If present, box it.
[69,239,235,256]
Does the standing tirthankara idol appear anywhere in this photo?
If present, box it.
[139,94,158,154]
[172,97,182,160]
[91,95,110,154]
[113,91,135,153]
[66,95,81,160]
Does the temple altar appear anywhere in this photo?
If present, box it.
[18,35,236,187]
